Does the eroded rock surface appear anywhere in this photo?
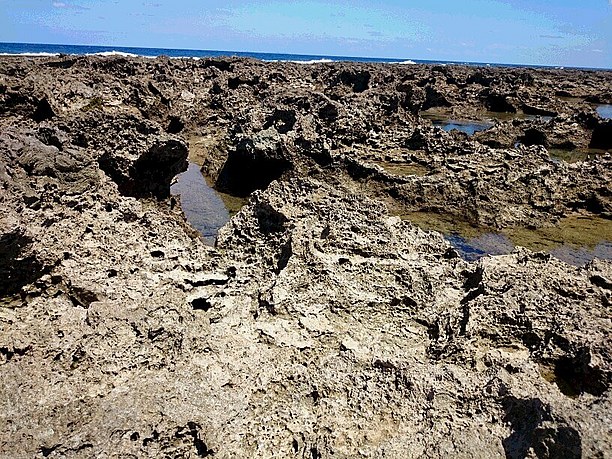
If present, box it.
[0,55,610,458]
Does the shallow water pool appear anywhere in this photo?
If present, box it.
[421,112,493,135]
[171,162,246,245]
[548,147,610,163]
[372,161,429,176]
[421,110,552,136]
[433,120,493,135]
[401,211,612,266]
[447,232,612,266]
[596,104,612,119]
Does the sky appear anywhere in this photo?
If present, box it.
[1,0,611,68]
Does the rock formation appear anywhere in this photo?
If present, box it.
[0,55,610,458]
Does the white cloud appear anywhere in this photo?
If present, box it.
[52,2,89,10]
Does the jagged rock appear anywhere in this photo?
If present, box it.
[166,115,185,134]
[521,127,549,146]
[97,127,188,199]
[483,90,517,113]
[0,55,610,459]
[333,69,371,93]
[215,128,291,196]
[32,96,56,122]
[474,121,521,148]
[422,84,452,110]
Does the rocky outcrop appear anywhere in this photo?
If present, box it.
[98,136,188,199]
[215,127,292,196]
[0,55,610,458]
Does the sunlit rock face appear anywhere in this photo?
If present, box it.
[0,54,610,458]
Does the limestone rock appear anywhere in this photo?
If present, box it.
[0,54,610,459]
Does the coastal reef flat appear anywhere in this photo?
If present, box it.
[0,55,611,458]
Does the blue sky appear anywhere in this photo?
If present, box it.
[1,0,611,67]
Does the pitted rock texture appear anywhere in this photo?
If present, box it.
[0,55,611,458]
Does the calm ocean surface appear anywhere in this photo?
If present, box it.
[1,42,602,69]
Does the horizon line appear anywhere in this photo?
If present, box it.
[1,41,611,71]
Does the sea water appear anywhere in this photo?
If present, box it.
[1,42,609,70]
[0,42,415,64]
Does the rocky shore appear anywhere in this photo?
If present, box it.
[1,55,611,458]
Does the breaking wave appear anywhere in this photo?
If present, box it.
[388,60,417,65]
[85,51,156,58]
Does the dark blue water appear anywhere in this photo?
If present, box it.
[1,42,609,69]
[0,42,412,64]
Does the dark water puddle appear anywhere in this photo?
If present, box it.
[596,104,612,119]
[400,211,612,266]
[422,112,493,135]
[422,111,553,135]
[171,162,247,245]
[434,120,493,135]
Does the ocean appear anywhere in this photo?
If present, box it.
[0,42,592,69]
[0,42,416,64]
